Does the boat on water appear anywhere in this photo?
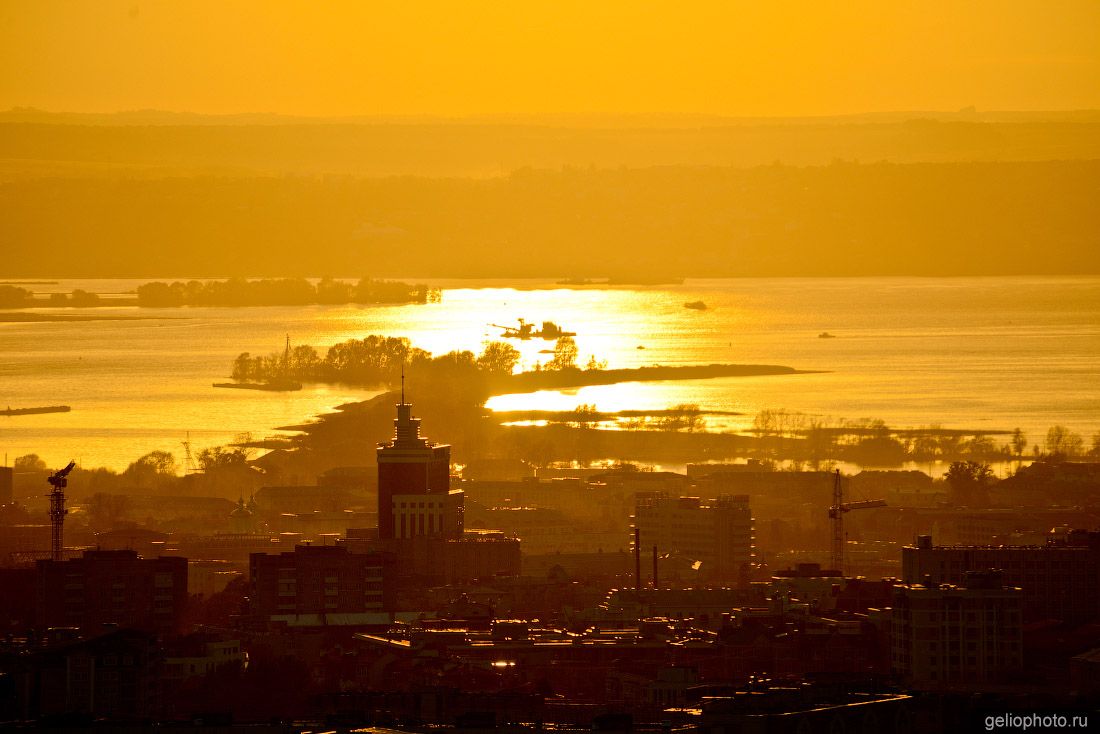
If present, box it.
[684,300,708,310]
[490,319,576,340]
[2,405,71,416]
[818,332,837,339]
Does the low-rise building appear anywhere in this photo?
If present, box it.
[163,634,245,683]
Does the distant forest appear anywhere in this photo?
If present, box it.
[2,115,1099,278]
[3,158,1097,278]
[3,115,1100,178]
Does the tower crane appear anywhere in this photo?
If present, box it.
[47,460,75,561]
[828,469,886,574]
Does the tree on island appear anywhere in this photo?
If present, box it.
[1045,425,1084,459]
[944,460,995,507]
[69,289,100,307]
[0,285,32,308]
[14,454,47,472]
[198,446,250,471]
[476,341,521,375]
[1011,428,1027,458]
[232,336,523,391]
[122,450,178,491]
[656,404,706,433]
[547,336,579,371]
[135,277,438,308]
[585,354,609,371]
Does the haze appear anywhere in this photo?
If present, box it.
[1,1,1099,277]
[3,0,1099,117]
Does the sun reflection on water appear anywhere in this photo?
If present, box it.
[4,277,1098,470]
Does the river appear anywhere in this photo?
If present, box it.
[1,276,1097,472]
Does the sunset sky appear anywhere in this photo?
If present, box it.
[2,0,1098,117]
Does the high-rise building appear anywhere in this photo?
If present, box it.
[376,400,462,540]
[901,531,1100,625]
[0,466,13,504]
[891,570,1023,689]
[633,493,754,581]
[249,544,387,619]
[36,549,188,634]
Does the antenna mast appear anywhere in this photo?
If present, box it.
[48,460,75,561]
[182,432,197,474]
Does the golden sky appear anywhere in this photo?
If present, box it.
[2,0,1098,117]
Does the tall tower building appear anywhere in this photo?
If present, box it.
[376,399,462,540]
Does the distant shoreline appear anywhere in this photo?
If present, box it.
[0,312,179,322]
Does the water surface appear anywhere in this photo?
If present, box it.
[1,276,1096,471]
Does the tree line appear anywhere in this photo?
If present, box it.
[231,334,521,391]
[0,285,101,308]
[136,277,439,307]
[1,278,440,309]
[747,409,1100,465]
[5,159,1097,279]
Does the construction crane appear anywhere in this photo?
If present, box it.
[828,469,886,574]
[47,460,75,561]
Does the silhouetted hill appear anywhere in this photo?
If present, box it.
[2,159,1097,278]
[3,117,1100,180]
[5,107,1100,126]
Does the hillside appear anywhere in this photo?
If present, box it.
[2,159,1097,278]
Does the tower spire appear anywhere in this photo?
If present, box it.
[401,361,405,404]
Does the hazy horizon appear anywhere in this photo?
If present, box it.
[4,2,1098,279]
[3,2,1099,117]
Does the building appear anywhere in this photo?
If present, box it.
[377,400,462,540]
[163,633,245,683]
[249,544,386,620]
[770,562,844,609]
[253,484,358,515]
[891,570,1023,688]
[35,549,187,634]
[633,493,754,581]
[345,527,521,586]
[349,400,519,588]
[0,466,12,504]
[901,532,1100,625]
[696,685,911,734]
[9,628,162,721]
